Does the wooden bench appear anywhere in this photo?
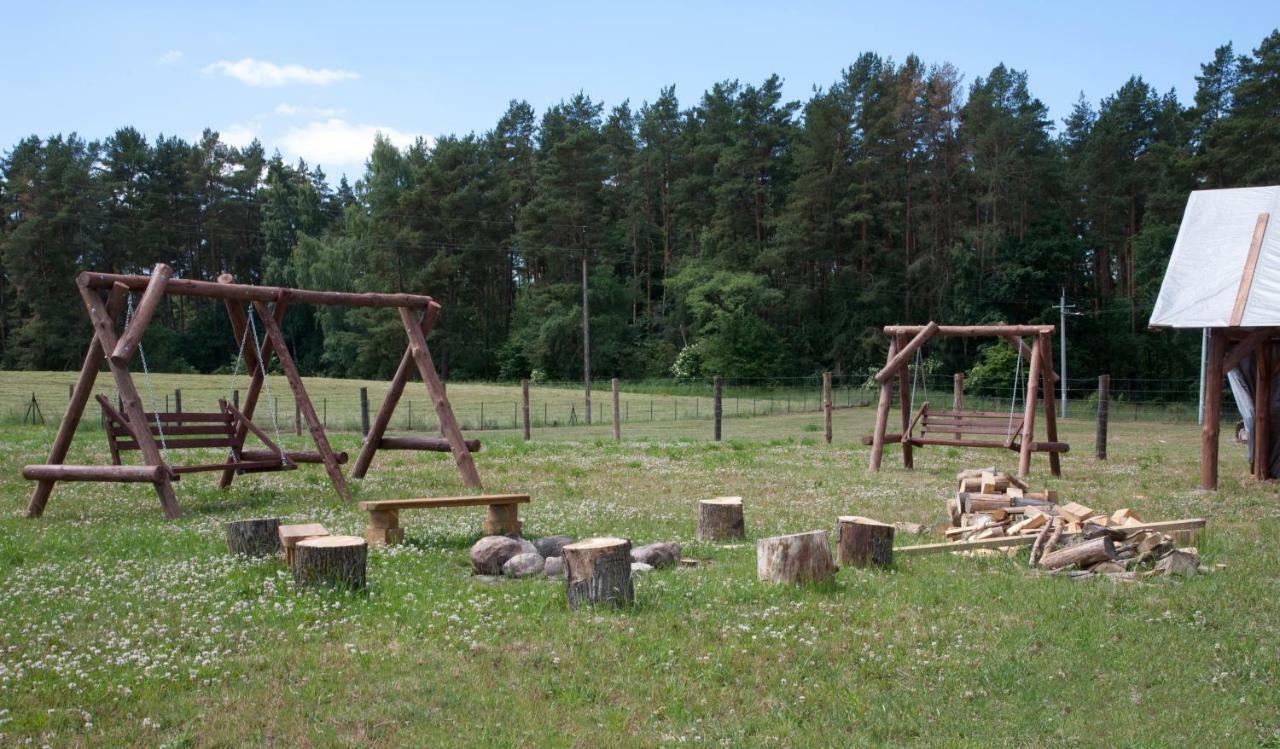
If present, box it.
[358,494,531,545]
[863,403,1068,455]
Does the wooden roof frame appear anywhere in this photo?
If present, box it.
[24,263,482,520]
[867,322,1065,478]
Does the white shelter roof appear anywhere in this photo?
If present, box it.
[1149,186,1280,328]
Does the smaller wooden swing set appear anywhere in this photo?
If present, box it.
[24,263,481,520]
[866,322,1069,477]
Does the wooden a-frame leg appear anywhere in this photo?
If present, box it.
[897,334,914,470]
[352,300,440,479]
[399,306,482,488]
[1017,336,1044,478]
[218,281,285,489]
[253,301,351,502]
[868,337,898,471]
[79,278,181,519]
[26,284,128,518]
[1038,332,1062,477]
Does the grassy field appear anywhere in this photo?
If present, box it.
[1,373,1278,746]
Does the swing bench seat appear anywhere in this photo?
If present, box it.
[98,395,300,476]
[887,403,1069,454]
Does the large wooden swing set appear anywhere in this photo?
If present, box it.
[867,322,1069,477]
[23,263,481,520]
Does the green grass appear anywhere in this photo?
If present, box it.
[1,372,1278,746]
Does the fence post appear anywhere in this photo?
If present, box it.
[323,397,327,429]
[1096,374,1110,460]
[823,371,832,444]
[480,401,485,430]
[713,375,723,441]
[953,373,964,439]
[295,399,302,435]
[612,378,621,442]
[360,387,370,435]
[174,388,182,413]
[522,379,531,441]
[408,400,413,431]
[233,389,239,409]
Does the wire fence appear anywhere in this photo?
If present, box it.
[1,370,1237,434]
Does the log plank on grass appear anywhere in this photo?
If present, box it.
[697,497,745,541]
[294,535,368,590]
[757,531,837,584]
[835,516,894,569]
[896,518,1207,556]
[398,306,483,488]
[351,301,440,478]
[564,537,634,609]
[225,517,282,557]
[1038,536,1118,571]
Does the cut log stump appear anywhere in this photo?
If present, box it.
[835,516,894,569]
[294,535,368,590]
[279,523,330,567]
[563,537,634,610]
[225,517,281,557]
[697,497,744,541]
[1039,536,1117,571]
[756,531,837,584]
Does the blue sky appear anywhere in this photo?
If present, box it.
[4,1,1275,178]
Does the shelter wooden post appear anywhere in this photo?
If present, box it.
[896,335,913,470]
[1202,329,1225,490]
[398,306,482,488]
[79,277,181,519]
[1255,343,1271,481]
[868,337,899,471]
[1037,332,1062,476]
[26,284,128,518]
[253,301,351,502]
[350,302,440,478]
[1017,336,1044,478]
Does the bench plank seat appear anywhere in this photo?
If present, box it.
[359,493,530,544]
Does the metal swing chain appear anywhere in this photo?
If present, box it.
[1007,343,1024,438]
[245,307,288,466]
[126,294,170,461]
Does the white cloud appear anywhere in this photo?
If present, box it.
[220,123,259,148]
[157,49,183,65]
[203,57,359,87]
[277,118,429,169]
[274,103,346,118]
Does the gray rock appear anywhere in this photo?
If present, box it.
[631,542,680,569]
[631,562,654,574]
[503,552,545,578]
[516,538,539,557]
[470,536,525,575]
[543,556,565,578]
[534,535,574,558]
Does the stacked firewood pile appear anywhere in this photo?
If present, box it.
[933,467,1207,578]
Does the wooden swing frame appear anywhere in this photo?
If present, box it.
[24,263,481,520]
[866,322,1068,478]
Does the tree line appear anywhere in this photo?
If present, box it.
[2,32,1278,392]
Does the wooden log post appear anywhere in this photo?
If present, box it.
[897,335,914,470]
[295,399,302,435]
[869,337,899,471]
[1017,336,1044,478]
[174,388,182,413]
[563,537,634,610]
[953,373,964,440]
[398,306,482,488]
[521,379,531,441]
[713,375,723,442]
[253,301,351,501]
[1038,536,1117,571]
[360,386,370,435]
[1037,332,1063,476]
[26,284,128,518]
[612,377,621,442]
[293,536,368,591]
[1256,344,1271,481]
[225,517,282,557]
[756,531,837,584]
[351,302,440,478]
[822,371,832,444]
[835,516,894,569]
[1095,374,1110,460]
[1202,329,1225,490]
[697,497,744,541]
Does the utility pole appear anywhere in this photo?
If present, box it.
[582,241,592,426]
[1053,288,1077,418]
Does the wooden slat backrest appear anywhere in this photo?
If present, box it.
[358,494,530,511]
